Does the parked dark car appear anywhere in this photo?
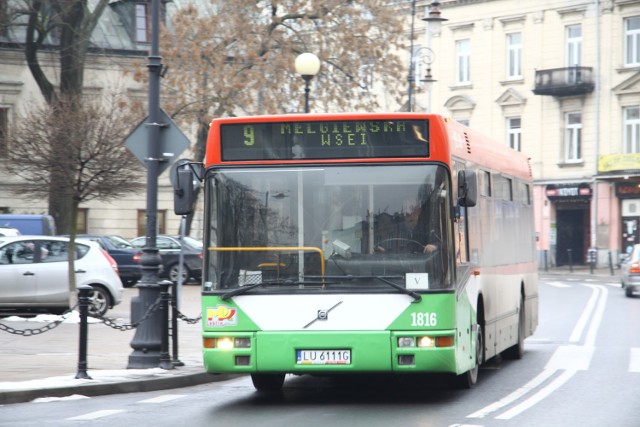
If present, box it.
[75,235,142,287]
[130,235,202,284]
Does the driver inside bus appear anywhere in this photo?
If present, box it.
[378,171,450,287]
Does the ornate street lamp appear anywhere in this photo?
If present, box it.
[420,1,447,113]
[295,53,321,113]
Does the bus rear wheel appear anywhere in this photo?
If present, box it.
[251,373,285,392]
[504,294,525,359]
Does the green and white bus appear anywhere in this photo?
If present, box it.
[179,113,538,391]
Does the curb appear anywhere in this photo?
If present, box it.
[0,372,240,405]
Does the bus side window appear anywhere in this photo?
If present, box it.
[455,210,467,264]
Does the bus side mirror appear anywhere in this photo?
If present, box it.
[174,168,196,215]
[457,169,477,207]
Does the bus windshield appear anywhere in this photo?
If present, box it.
[204,164,453,293]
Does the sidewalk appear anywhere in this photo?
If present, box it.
[539,264,621,279]
[0,285,230,405]
[0,267,620,405]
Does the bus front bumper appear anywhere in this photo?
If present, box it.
[202,330,458,374]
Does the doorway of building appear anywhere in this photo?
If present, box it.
[556,208,588,266]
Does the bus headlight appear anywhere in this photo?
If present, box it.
[203,337,251,349]
[417,336,435,348]
[398,337,415,347]
[217,337,234,349]
[234,338,251,348]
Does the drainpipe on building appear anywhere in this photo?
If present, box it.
[590,0,601,266]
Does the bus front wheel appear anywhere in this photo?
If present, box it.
[251,373,285,392]
[450,310,484,389]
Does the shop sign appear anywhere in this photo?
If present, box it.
[545,183,592,200]
[599,153,640,173]
[615,182,640,199]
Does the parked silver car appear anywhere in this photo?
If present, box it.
[621,243,640,298]
[0,236,124,316]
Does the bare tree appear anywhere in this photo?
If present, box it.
[15,0,110,233]
[6,92,144,299]
[139,0,408,233]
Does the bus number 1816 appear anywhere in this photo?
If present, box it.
[411,312,437,327]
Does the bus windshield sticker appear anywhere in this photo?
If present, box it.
[220,119,429,161]
[406,273,430,290]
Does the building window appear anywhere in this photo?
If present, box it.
[455,39,471,84]
[0,107,7,158]
[137,209,166,237]
[506,32,522,79]
[624,106,640,153]
[76,208,88,234]
[507,117,521,151]
[135,3,150,43]
[564,112,582,162]
[566,25,582,67]
[625,16,640,67]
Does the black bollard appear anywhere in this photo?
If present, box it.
[171,281,184,366]
[609,251,614,275]
[76,285,93,380]
[544,249,548,272]
[567,249,573,272]
[159,281,174,370]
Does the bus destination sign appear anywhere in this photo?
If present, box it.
[219,119,430,161]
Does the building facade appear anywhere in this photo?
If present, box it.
[2,0,640,267]
[408,0,640,267]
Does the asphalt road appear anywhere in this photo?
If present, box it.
[2,273,638,427]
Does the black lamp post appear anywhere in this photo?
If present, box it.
[127,0,169,370]
[295,53,321,113]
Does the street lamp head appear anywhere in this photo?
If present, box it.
[422,1,448,34]
[295,53,321,81]
[421,67,437,89]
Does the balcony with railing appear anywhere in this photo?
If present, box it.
[532,66,594,97]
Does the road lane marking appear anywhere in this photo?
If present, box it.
[466,369,557,418]
[545,345,594,371]
[468,284,608,420]
[545,282,571,288]
[583,285,608,347]
[630,348,640,373]
[495,369,578,420]
[67,409,125,420]
[139,394,187,403]
[569,285,604,343]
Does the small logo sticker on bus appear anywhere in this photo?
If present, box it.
[206,305,238,327]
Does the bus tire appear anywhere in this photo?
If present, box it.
[251,373,285,392]
[450,308,484,389]
[503,293,525,360]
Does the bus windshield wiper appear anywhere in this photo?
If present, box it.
[220,279,329,300]
[312,275,422,302]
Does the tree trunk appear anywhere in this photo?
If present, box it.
[67,200,79,310]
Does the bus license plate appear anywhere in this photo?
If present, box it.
[296,349,351,365]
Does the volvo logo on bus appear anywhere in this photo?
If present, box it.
[303,301,343,329]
